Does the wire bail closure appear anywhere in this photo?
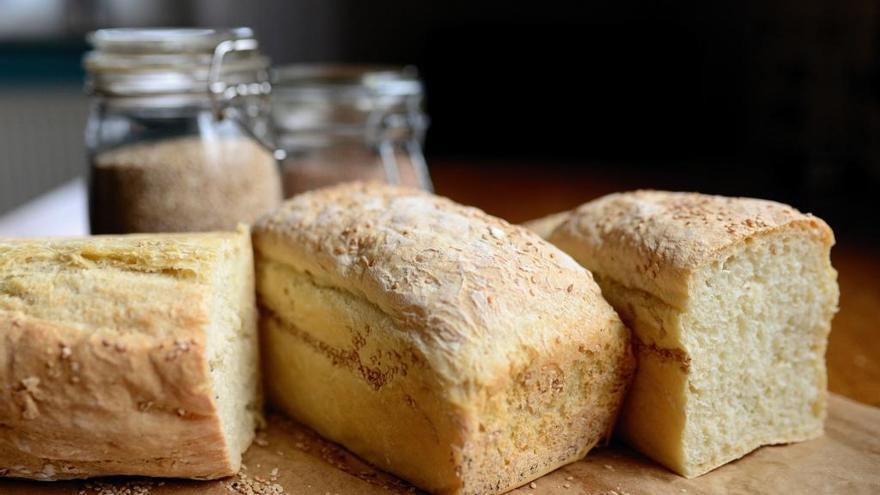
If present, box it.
[208,38,286,160]
[208,38,271,118]
[366,94,432,190]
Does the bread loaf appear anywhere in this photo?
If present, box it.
[0,227,260,480]
[521,211,571,240]
[252,183,635,495]
[546,191,839,477]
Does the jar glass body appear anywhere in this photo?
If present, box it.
[84,27,282,234]
[272,65,431,197]
[86,96,281,234]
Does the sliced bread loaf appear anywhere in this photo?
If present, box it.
[0,227,260,480]
[547,191,839,477]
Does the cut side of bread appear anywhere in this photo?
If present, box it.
[0,227,260,480]
[253,183,635,495]
[548,191,839,478]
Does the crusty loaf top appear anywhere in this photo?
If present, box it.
[253,182,623,390]
[0,228,247,337]
[0,231,240,278]
[549,190,835,308]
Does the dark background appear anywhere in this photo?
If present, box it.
[0,0,877,243]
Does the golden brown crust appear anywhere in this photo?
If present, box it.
[0,230,256,480]
[253,182,615,389]
[550,190,835,307]
[253,182,635,494]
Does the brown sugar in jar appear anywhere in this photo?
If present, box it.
[83,27,282,234]
[90,136,282,233]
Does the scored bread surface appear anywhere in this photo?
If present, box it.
[0,228,260,480]
[253,182,635,495]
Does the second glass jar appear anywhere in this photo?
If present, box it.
[271,64,432,197]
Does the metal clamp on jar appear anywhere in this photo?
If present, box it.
[84,27,283,234]
[271,65,432,197]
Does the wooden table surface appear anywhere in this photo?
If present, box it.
[432,162,880,408]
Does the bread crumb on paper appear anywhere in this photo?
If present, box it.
[80,480,156,494]
[224,471,286,494]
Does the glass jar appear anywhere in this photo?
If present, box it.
[84,28,283,234]
[271,64,431,197]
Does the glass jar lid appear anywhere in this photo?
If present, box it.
[272,64,422,100]
[84,27,270,96]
